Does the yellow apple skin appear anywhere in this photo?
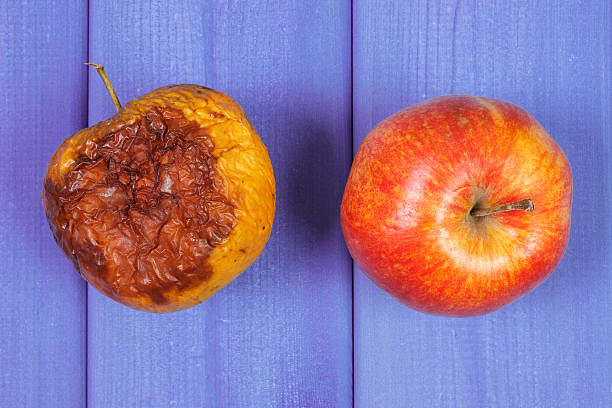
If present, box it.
[43,85,275,312]
[341,95,572,317]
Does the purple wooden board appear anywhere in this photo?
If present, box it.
[352,0,612,407]
[2,0,611,406]
[86,1,352,407]
[0,1,88,406]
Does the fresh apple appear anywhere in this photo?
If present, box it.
[341,95,572,317]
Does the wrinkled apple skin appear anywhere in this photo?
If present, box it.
[341,95,572,316]
[43,85,275,312]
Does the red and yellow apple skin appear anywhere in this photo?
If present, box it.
[341,95,572,317]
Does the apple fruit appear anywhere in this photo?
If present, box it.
[43,64,275,312]
[340,95,572,316]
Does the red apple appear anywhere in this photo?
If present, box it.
[341,95,572,317]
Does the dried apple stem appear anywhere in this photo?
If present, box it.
[471,198,534,217]
[84,63,121,112]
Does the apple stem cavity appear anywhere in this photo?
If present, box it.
[470,198,534,217]
[84,63,122,112]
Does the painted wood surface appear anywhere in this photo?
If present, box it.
[0,1,88,406]
[352,0,612,407]
[1,0,611,407]
[86,1,352,407]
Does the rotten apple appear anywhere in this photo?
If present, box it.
[341,95,572,317]
[43,64,275,312]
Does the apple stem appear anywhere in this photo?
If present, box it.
[84,63,121,112]
[470,198,534,217]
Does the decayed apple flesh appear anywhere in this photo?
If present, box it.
[44,107,236,306]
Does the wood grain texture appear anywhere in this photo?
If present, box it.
[352,0,611,407]
[3,1,611,406]
[0,1,88,406]
[87,1,352,407]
